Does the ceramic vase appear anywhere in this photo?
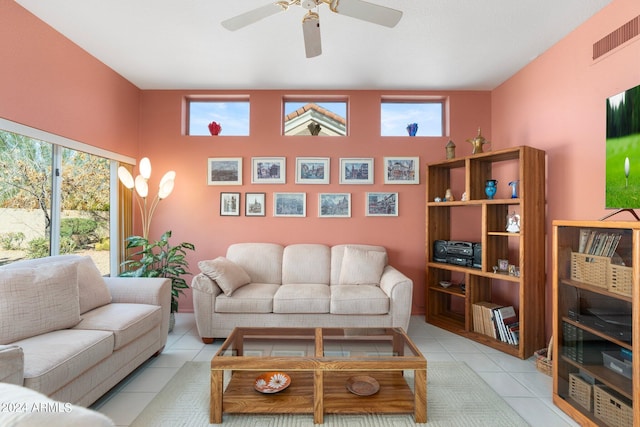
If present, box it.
[406,123,418,136]
[485,179,498,199]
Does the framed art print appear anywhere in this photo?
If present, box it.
[245,192,266,216]
[384,157,419,184]
[273,192,306,217]
[295,157,330,184]
[207,157,242,185]
[220,192,240,216]
[251,157,286,184]
[319,193,351,218]
[366,192,398,216]
[339,158,373,184]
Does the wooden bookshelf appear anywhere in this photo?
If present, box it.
[425,146,546,359]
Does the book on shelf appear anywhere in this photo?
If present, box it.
[493,305,518,345]
[472,301,502,339]
[579,230,622,257]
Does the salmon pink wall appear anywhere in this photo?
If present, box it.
[0,1,140,157]
[492,0,640,338]
[139,90,491,313]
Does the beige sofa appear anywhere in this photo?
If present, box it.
[0,255,170,407]
[191,243,413,342]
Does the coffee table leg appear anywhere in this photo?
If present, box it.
[210,370,223,424]
[313,370,324,424]
[414,368,427,423]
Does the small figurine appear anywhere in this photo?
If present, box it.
[506,212,521,233]
[444,188,454,201]
[434,197,442,202]
[446,140,456,159]
[461,191,468,201]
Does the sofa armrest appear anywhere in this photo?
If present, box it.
[379,265,413,332]
[103,277,171,343]
[0,345,24,385]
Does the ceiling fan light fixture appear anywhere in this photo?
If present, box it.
[301,0,320,10]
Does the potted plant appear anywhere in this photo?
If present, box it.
[120,230,195,331]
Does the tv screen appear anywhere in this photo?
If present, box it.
[606,84,640,209]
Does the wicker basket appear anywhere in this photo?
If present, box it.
[534,337,553,376]
[608,263,633,296]
[568,373,593,412]
[594,385,633,427]
[571,253,609,288]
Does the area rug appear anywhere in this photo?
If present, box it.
[130,361,529,426]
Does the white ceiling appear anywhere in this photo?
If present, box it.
[15,0,612,91]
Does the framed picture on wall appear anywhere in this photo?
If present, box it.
[384,157,419,184]
[220,192,240,216]
[273,192,306,217]
[319,193,351,218]
[295,157,330,184]
[365,192,398,216]
[251,157,286,184]
[339,158,374,184]
[207,157,242,185]
[245,192,266,216]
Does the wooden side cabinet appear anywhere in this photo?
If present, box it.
[552,220,638,426]
[425,146,546,359]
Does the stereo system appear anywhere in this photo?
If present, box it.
[433,240,481,268]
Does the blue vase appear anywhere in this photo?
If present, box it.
[406,123,418,136]
[485,180,497,199]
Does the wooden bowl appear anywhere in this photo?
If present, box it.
[346,375,380,396]
[254,372,291,393]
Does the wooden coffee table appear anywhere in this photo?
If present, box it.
[210,327,426,424]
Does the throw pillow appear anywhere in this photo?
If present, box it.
[198,257,251,296]
[75,256,112,314]
[0,262,81,344]
[338,246,386,286]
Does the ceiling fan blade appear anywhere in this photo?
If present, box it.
[302,12,322,58]
[330,0,402,28]
[222,3,287,31]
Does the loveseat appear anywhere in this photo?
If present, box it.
[191,243,413,342]
[0,255,170,407]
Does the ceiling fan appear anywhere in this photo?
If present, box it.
[221,0,403,58]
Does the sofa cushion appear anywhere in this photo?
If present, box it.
[330,244,387,285]
[215,283,280,313]
[338,246,387,286]
[273,284,330,313]
[0,255,112,314]
[14,329,114,396]
[330,285,390,314]
[282,244,331,285]
[0,262,81,344]
[198,257,251,296]
[73,303,162,351]
[0,345,24,385]
[0,382,115,427]
[226,243,284,284]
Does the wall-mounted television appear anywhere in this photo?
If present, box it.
[606,84,640,210]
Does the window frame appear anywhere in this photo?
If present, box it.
[380,96,447,137]
[185,96,251,136]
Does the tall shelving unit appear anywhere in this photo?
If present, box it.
[425,146,546,359]
[552,220,638,426]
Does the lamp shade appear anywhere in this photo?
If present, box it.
[159,170,176,187]
[134,175,149,198]
[158,179,175,199]
[117,166,135,189]
[139,157,152,180]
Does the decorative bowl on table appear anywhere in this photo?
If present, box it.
[254,372,291,394]
[346,375,380,396]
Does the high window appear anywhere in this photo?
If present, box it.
[380,98,445,137]
[187,98,250,136]
[283,99,348,136]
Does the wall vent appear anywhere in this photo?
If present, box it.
[593,14,640,60]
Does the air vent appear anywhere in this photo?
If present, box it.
[593,15,640,60]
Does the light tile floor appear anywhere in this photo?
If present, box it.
[91,314,580,426]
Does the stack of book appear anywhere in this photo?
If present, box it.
[472,302,519,345]
[578,229,622,257]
